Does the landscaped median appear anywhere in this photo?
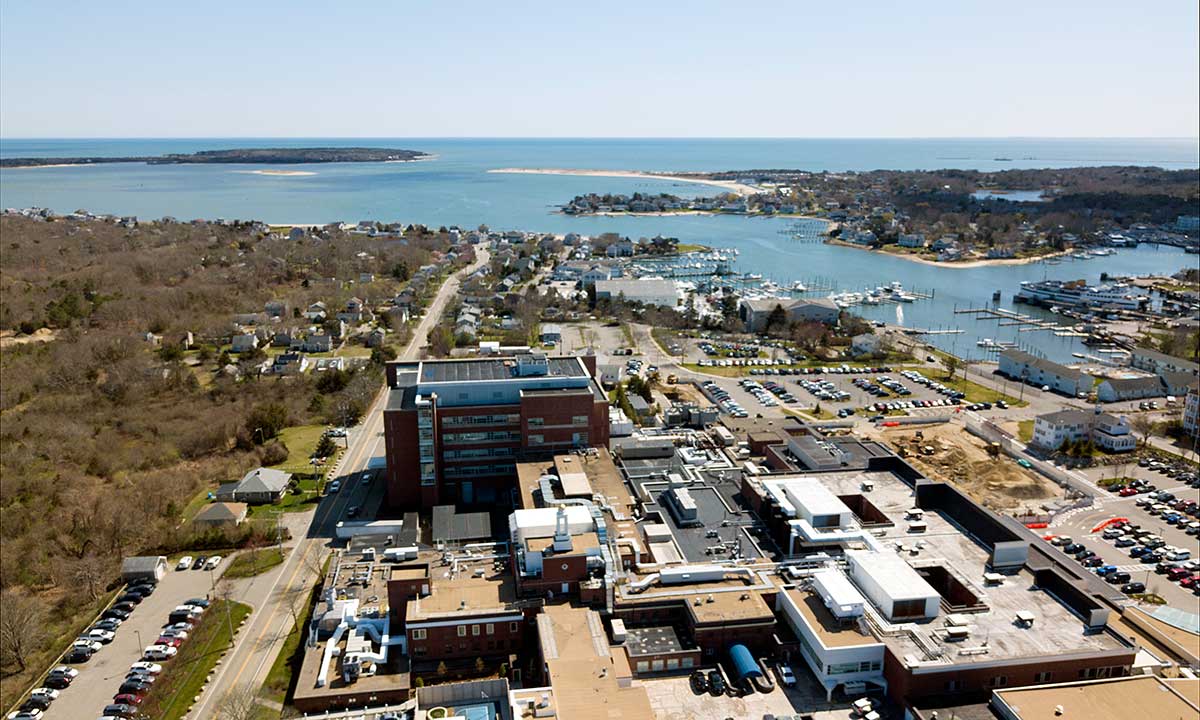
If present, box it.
[135,599,252,720]
[222,547,288,579]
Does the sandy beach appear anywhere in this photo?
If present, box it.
[234,169,316,177]
[488,167,760,196]
[827,238,1073,269]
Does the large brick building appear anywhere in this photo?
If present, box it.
[384,354,610,510]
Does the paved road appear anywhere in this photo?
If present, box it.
[189,249,489,717]
[44,565,220,719]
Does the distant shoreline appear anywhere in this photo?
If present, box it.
[826,238,1073,268]
[488,167,761,196]
[233,169,317,177]
[0,147,429,169]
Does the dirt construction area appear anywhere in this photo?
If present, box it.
[880,422,1061,512]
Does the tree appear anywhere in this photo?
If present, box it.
[942,354,960,380]
[315,433,339,458]
[1130,415,1156,448]
[765,304,788,334]
[245,402,289,443]
[0,589,45,672]
[214,683,261,720]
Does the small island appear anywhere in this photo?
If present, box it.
[1,147,428,168]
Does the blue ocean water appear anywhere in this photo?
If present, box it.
[1,137,1196,364]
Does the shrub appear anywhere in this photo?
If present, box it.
[258,441,289,466]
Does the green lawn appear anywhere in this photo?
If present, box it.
[222,547,287,579]
[674,243,711,253]
[268,425,330,475]
[138,600,253,720]
[1018,420,1034,444]
[247,479,322,519]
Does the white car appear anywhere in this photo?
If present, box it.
[29,688,59,702]
[143,644,178,660]
[48,666,78,680]
[160,628,189,640]
[204,555,222,570]
[72,638,102,653]
[176,556,194,571]
[6,710,43,720]
[776,663,797,687]
[129,661,162,675]
[328,480,342,494]
[87,629,116,644]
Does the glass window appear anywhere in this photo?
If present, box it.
[412,628,426,640]
[528,417,544,426]
[471,624,480,636]
[510,622,520,633]
[457,625,467,637]
[486,623,494,635]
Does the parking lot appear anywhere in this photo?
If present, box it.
[638,670,867,720]
[36,562,224,720]
[1049,460,1200,610]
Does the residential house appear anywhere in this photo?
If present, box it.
[1161,370,1197,398]
[850,333,883,357]
[215,467,292,505]
[606,239,635,257]
[366,328,387,348]
[272,352,309,375]
[272,328,298,347]
[998,349,1091,397]
[1032,408,1136,452]
[193,502,249,529]
[264,300,288,317]
[540,324,563,345]
[1096,375,1164,403]
[295,332,333,353]
[336,297,370,324]
[1183,388,1199,439]
[897,233,926,249]
[1130,348,1199,377]
[581,265,615,287]
[304,302,328,321]
[230,333,259,353]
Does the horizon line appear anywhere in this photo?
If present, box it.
[2,135,1199,142]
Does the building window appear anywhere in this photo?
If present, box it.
[988,676,1008,688]
[572,415,588,426]
[681,657,694,669]
[1034,671,1053,683]
[472,624,480,636]
[510,622,520,633]
[486,623,494,635]
[529,434,544,445]
[412,628,427,640]
[457,625,467,637]
[945,680,964,692]
[528,417,544,426]
[637,661,649,673]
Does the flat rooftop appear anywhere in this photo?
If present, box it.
[993,675,1199,720]
[406,553,519,622]
[636,473,768,564]
[624,625,685,656]
[786,588,880,648]
[787,469,1131,665]
[418,356,586,383]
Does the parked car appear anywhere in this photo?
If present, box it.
[129,662,162,675]
[192,555,207,570]
[62,648,91,664]
[28,688,59,705]
[776,663,797,687]
[87,628,116,644]
[102,608,131,621]
[689,669,708,694]
[102,704,138,718]
[707,669,726,696]
[183,598,210,608]
[176,556,194,571]
[117,679,151,696]
[204,555,223,570]
[1122,582,1146,594]
[143,644,177,661]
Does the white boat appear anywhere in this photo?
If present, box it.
[897,292,916,302]
[790,280,807,292]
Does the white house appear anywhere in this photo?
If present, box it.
[850,333,883,357]
[1096,375,1163,403]
[897,233,926,248]
[1183,388,1199,439]
[1032,408,1136,453]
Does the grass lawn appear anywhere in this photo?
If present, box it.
[1018,420,1034,444]
[674,243,711,253]
[137,600,253,720]
[620,322,635,349]
[247,479,322,519]
[268,425,331,475]
[785,407,835,420]
[261,561,327,705]
[223,547,287,579]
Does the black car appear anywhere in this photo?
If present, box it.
[1072,546,1094,558]
[103,703,138,718]
[112,601,137,613]
[119,679,152,695]
[1107,572,1131,584]
[94,618,122,632]
[689,669,708,694]
[1082,556,1105,567]
[707,669,726,696]
[43,675,72,690]
[21,696,51,712]
[184,597,211,608]
[63,648,92,663]
[126,671,157,684]
[102,607,131,621]
[347,506,361,519]
[1063,543,1085,555]
[1122,582,1146,594]
[193,555,208,569]
[127,584,154,597]
[117,593,144,605]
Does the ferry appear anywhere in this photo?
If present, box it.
[1014,279,1147,311]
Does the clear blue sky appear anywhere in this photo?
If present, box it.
[1,0,1197,138]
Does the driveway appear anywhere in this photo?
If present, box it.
[639,673,867,720]
[43,565,222,720]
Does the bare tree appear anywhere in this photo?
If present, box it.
[1130,415,1156,448]
[214,683,261,720]
[0,589,45,671]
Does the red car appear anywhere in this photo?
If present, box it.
[1119,487,1139,497]
[155,636,184,647]
[1179,575,1200,588]
[112,693,144,705]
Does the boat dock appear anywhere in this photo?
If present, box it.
[954,305,1074,334]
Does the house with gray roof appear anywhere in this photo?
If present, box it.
[193,502,249,528]
[998,348,1091,397]
[216,467,293,504]
[1130,347,1198,377]
[1096,375,1164,403]
[121,556,167,583]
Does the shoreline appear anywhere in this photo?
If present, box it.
[557,208,831,223]
[488,167,761,196]
[826,238,1074,268]
[234,169,317,177]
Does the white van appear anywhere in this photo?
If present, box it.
[1166,548,1191,562]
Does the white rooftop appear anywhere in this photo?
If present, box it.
[509,505,595,543]
[765,477,852,521]
[812,569,867,619]
[846,549,939,602]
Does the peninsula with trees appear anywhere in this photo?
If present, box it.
[0,147,429,168]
